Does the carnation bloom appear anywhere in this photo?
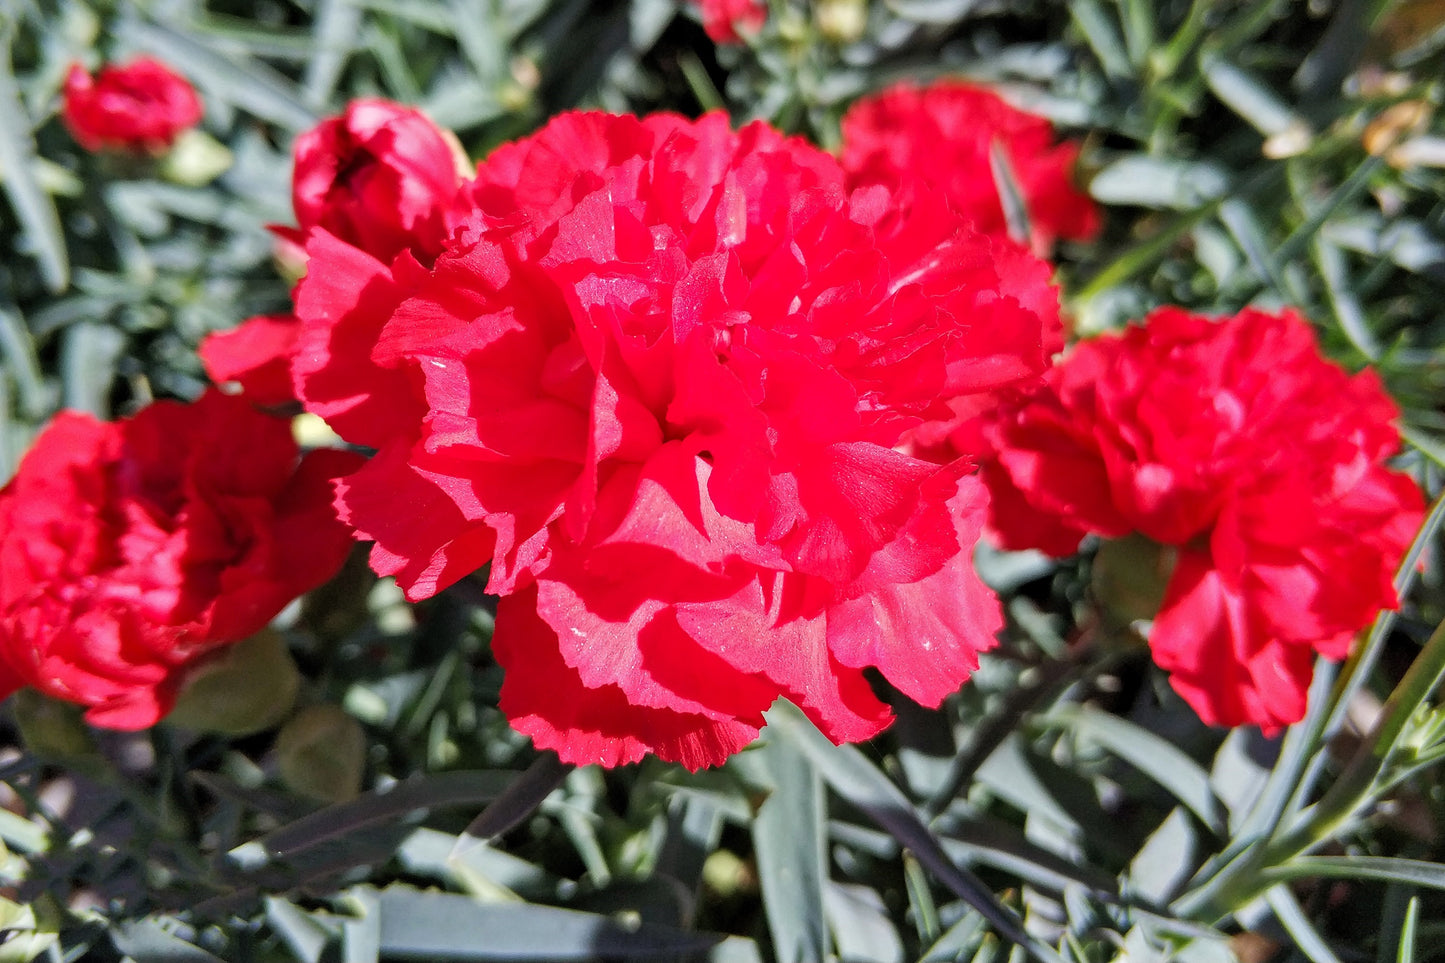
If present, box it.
[840,81,1100,251]
[283,98,468,265]
[697,0,766,42]
[0,391,360,729]
[979,308,1424,729]
[62,57,203,153]
[292,110,1060,768]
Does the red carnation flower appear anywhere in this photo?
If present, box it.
[293,110,1060,768]
[696,0,766,42]
[200,314,302,407]
[62,57,203,153]
[284,98,468,265]
[979,308,1424,729]
[840,81,1100,251]
[0,391,360,729]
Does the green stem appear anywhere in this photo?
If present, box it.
[1178,614,1445,923]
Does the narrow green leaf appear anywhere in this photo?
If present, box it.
[885,0,986,26]
[924,657,1080,818]
[903,851,941,944]
[115,19,317,131]
[1117,0,1156,66]
[448,0,508,85]
[451,752,571,855]
[1271,856,1445,891]
[941,815,1120,899]
[260,770,517,858]
[678,50,724,113]
[0,306,47,419]
[1398,895,1419,963]
[767,703,1065,963]
[1040,706,1226,833]
[374,886,724,959]
[824,882,904,963]
[341,887,382,963]
[1202,55,1305,137]
[749,734,829,963]
[1090,156,1230,210]
[656,792,723,899]
[60,321,124,418]
[1126,809,1197,904]
[988,141,1032,247]
[921,911,987,963]
[1274,156,1386,266]
[1069,0,1132,79]
[303,0,363,107]
[1218,197,1289,296]
[1314,236,1380,360]
[111,921,227,963]
[0,45,67,292]
[1265,886,1343,963]
[264,897,335,963]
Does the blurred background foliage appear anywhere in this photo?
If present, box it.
[3,0,1445,960]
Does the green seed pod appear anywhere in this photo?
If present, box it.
[275,704,366,803]
[167,630,301,736]
[1092,532,1179,628]
[12,689,95,760]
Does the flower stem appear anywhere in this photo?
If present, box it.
[1177,613,1445,924]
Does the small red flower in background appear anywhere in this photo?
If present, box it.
[0,391,360,729]
[979,308,1424,730]
[285,98,468,265]
[840,81,1100,251]
[697,0,766,42]
[292,110,1060,769]
[202,100,466,405]
[62,57,202,153]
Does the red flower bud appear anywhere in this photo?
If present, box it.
[287,99,467,264]
[62,57,202,154]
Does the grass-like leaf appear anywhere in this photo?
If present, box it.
[259,770,519,858]
[373,886,725,960]
[0,47,67,293]
[1265,886,1344,963]
[450,751,571,858]
[1038,706,1226,834]
[115,19,318,131]
[767,702,1066,963]
[1270,856,1445,891]
[749,734,829,963]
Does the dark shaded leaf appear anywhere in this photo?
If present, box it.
[260,770,518,857]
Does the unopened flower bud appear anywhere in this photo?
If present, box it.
[1092,533,1179,627]
[167,630,301,736]
[12,690,95,760]
[817,0,867,44]
[275,705,366,803]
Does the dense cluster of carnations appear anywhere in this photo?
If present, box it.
[2,60,1424,767]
